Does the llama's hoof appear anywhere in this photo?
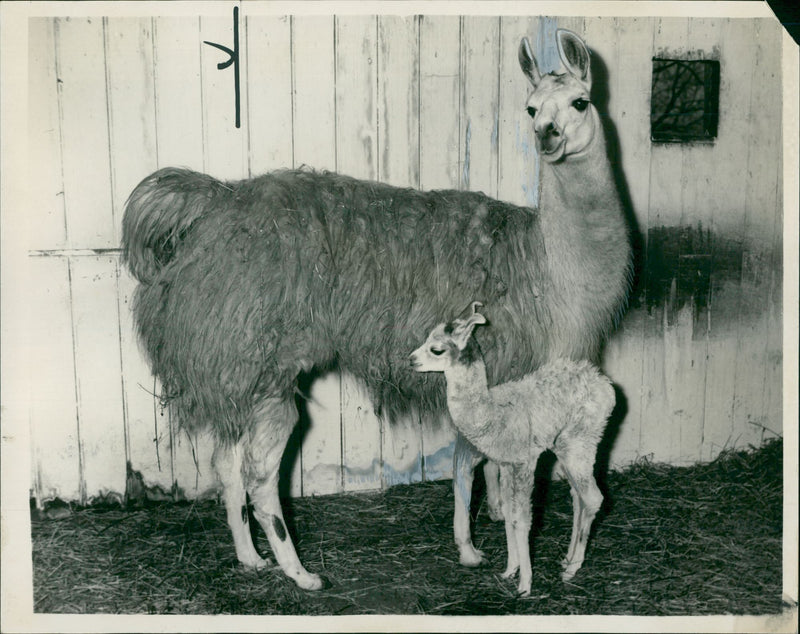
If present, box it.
[296,572,326,591]
[458,545,486,567]
[487,504,505,522]
[239,555,268,570]
[517,585,531,597]
[501,565,519,580]
[561,565,580,582]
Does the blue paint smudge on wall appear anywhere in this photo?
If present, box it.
[423,440,456,482]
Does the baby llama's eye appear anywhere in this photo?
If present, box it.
[430,347,446,356]
[526,106,537,119]
[572,98,589,112]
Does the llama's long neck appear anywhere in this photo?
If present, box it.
[537,110,631,360]
[443,353,504,457]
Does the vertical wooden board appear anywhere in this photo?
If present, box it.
[292,15,336,170]
[700,19,755,460]
[340,375,381,492]
[670,18,723,463]
[419,15,461,191]
[302,373,343,496]
[335,17,381,491]
[245,15,293,175]
[497,15,540,207]
[201,15,248,180]
[460,16,500,197]
[55,17,114,249]
[377,15,419,188]
[28,257,81,502]
[588,17,649,465]
[416,15,459,479]
[70,256,127,499]
[335,15,378,180]
[172,428,217,500]
[117,266,173,492]
[28,18,67,251]
[105,18,158,244]
[638,17,689,464]
[733,18,783,451]
[421,413,456,483]
[381,412,423,487]
[153,17,204,171]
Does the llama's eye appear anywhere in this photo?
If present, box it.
[430,347,445,356]
[526,106,537,119]
[572,98,589,112]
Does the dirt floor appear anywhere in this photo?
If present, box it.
[30,439,785,616]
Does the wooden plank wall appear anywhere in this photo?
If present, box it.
[26,12,784,504]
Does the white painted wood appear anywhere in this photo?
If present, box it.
[670,18,721,463]
[419,15,461,191]
[28,257,82,503]
[292,15,336,171]
[152,17,204,171]
[54,17,115,248]
[460,16,500,197]
[417,15,460,480]
[733,17,784,451]
[28,18,67,251]
[497,15,539,207]
[639,17,689,464]
[105,17,158,244]
[381,412,423,487]
[23,13,788,504]
[201,14,248,180]
[700,18,755,460]
[333,16,383,492]
[290,15,342,497]
[69,256,127,499]
[302,373,343,496]
[340,376,382,492]
[376,15,419,188]
[592,16,653,467]
[245,15,293,175]
[335,15,378,180]
[374,15,425,484]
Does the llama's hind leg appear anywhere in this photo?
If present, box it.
[483,460,504,522]
[245,397,324,591]
[557,449,603,582]
[453,432,486,566]
[213,439,266,569]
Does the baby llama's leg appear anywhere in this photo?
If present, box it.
[483,460,504,522]
[453,432,486,566]
[557,446,603,582]
[245,397,324,590]
[499,462,537,596]
[213,438,266,569]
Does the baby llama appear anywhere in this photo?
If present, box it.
[410,303,615,596]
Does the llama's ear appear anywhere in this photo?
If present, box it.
[452,313,486,347]
[556,29,591,88]
[518,37,541,87]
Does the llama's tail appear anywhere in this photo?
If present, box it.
[122,167,228,284]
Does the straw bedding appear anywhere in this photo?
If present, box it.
[31,438,784,616]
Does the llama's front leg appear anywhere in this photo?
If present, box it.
[452,432,486,566]
[509,464,536,596]
[212,439,266,569]
[246,398,324,591]
[483,460,504,522]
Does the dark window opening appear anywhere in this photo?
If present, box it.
[650,58,720,143]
